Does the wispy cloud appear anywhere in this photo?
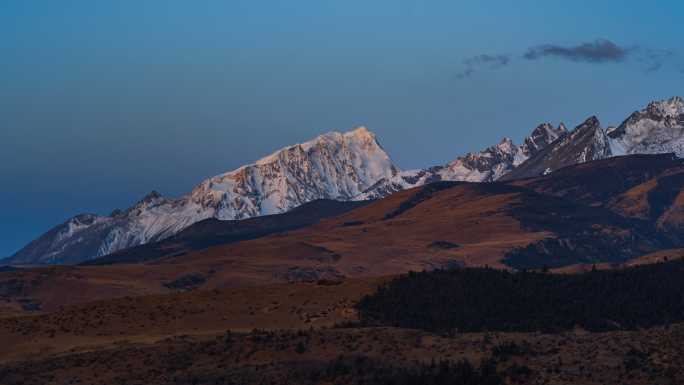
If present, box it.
[457,39,680,79]
[633,47,675,73]
[457,54,511,78]
[523,39,631,63]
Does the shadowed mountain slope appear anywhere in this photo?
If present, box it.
[83,199,370,266]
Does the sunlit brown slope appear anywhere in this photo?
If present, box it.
[0,182,548,314]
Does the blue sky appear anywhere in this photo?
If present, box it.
[1,1,683,257]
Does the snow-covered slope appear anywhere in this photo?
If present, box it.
[607,96,684,156]
[357,123,566,200]
[9,127,398,264]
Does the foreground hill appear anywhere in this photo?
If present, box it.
[1,265,683,384]
[3,323,683,385]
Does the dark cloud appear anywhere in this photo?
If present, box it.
[457,54,511,78]
[523,39,631,63]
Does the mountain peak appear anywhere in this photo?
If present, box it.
[347,125,373,137]
[581,116,601,128]
[521,122,567,158]
[197,126,397,214]
[343,126,381,147]
[138,190,163,204]
[255,126,381,167]
[145,190,162,199]
[646,96,684,117]
[130,190,167,212]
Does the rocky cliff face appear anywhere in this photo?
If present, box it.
[501,117,612,180]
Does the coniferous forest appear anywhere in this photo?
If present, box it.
[358,259,684,333]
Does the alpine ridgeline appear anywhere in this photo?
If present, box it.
[9,97,684,264]
[358,122,567,199]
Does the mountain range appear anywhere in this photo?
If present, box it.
[5,151,684,316]
[8,96,684,265]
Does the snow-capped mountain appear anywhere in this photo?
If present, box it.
[10,97,684,265]
[9,127,398,264]
[607,96,684,156]
[357,123,566,199]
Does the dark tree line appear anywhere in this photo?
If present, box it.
[358,259,684,333]
[289,355,504,385]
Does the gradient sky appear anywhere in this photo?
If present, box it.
[1,1,683,258]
